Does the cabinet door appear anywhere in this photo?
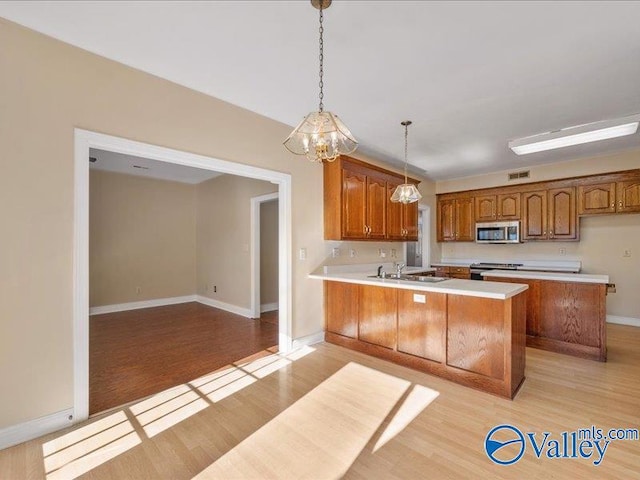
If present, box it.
[403,201,419,240]
[497,193,521,220]
[366,176,387,239]
[617,180,640,213]
[358,285,397,349]
[539,282,603,347]
[386,183,404,240]
[522,190,548,240]
[455,198,474,241]
[397,290,446,362]
[342,169,367,239]
[437,199,456,241]
[325,282,359,339]
[474,195,496,222]
[485,277,540,337]
[578,183,616,215]
[548,187,577,240]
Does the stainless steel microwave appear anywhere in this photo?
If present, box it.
[475,221,520,244]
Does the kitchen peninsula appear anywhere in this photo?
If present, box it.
[310,265,529,399]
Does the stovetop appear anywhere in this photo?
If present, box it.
[470,262,524,270]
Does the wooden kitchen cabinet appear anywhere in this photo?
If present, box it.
[358,285,397,349]
[437,196,474,241]
[474,193,520,222]
[578,182,617,215]
[522,187,577,241]
[397,290,446,363]
[617,179,640,213]
[485,276,606,361]
[324,281,359,339]
[324,156,420,241]
[386,182,419,241]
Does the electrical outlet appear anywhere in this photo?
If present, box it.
[349,249,356,258]
[332,247,340,258]
[623,249,632,257]
[390,249,397,258]
[136,286,142,294]
[299,248,307,260]
[378,249,387,258]
[559,248,566,255]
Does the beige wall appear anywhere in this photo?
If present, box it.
[436,150,640,319]
[260,200,279,306]
[90,170,197,306]
[196,175,277,309]
[0,17,429,430]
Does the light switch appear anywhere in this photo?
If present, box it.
[299,248,307,260]
[413,294,426,304]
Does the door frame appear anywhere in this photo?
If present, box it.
[419,204,431,268]
[73,129,293,422]
[250,193,279,318]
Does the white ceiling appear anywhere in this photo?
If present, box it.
[3,1,640,180]
[90,148,222,184]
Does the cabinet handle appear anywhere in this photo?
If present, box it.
[550,230,554,238]
[611,202,615,209]
[619,201,623,208]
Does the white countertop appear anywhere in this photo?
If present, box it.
[481,270,609,284]
[310,271,528,300]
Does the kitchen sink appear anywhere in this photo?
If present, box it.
[367,274,449,283]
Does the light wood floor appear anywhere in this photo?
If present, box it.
[90,302,278,414]
[2,324,639,479]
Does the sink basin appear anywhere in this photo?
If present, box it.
[367,274,449,283]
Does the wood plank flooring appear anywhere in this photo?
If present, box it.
[1,324,639,479]
[90,302,278,414]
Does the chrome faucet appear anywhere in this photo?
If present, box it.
[395,262,405,276]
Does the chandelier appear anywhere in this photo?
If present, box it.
[283,0,357,162]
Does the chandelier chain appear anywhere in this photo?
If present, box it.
[318,6,324,112]
[404,122,409,183]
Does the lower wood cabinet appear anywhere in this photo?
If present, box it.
[358,285,397,349]
[485,276,606,361]
[324,281,359,339]
[397,290,446,363]
[324,281,526,399]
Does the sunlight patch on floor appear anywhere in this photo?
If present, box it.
[373,384,440,452]
[192,362,413,480]
[41,345,316,479]
[43,411,141,480]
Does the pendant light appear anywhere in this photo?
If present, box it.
[283,0,357,162]
[390,121,422,204]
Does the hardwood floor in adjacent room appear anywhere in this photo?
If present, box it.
[89,302,278,414]
[2,324,639,480]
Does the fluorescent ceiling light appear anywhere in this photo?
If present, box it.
[509,114,640,155]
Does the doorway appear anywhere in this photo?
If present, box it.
[74,129,292,422]
[251,193,279,320]
[406,205,431,268]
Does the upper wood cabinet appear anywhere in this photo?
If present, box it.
[522,188,577,241]
[437,197,473,242]
[617,180,640,213]
[474,193,520,222]
[324,156,420,241]
[578,179,640,215]
[578,182,616,215]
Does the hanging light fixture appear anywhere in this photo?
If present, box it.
[390,121,422,204]
[283,0,357,162]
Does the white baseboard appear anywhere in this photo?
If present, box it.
[0,408,74,451]
[90,295,197,315]
[196,295,253,318]
[292,331,325,350]
[607,315,640,328]
[260,302,278,313]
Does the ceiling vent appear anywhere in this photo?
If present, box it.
[508,170,530,181]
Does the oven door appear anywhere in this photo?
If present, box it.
[470,269,485,280]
